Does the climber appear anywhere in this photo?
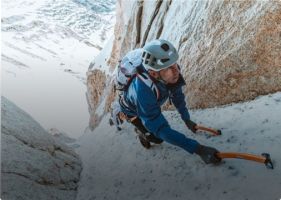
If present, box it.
[114,39,221,164]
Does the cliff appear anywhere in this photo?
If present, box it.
[1,97,82,200]
[86,0,281,128]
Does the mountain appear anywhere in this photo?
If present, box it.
[1,0,116,138]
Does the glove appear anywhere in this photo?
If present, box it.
[195,144,221,164]
[185,119,197,133]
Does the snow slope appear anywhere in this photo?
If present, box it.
[1,0,116,138]
[76,92,281,200]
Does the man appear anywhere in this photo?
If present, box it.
[118,39,221,164]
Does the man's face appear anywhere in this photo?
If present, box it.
[159,63,180,84]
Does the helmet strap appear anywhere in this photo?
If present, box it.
[158,72,168,85]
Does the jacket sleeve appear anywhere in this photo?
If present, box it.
[170,85,190,121]
[134,79,199,154]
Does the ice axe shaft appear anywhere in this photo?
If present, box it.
[195,125,222,136]
[217,152,265,163]
[216,152,274,169]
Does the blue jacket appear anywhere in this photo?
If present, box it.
[120,66,199,154]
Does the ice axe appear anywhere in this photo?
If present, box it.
[195,125,222,136]
[216,152,274,169]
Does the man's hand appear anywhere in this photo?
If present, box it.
[195,145,221,164]
[185,119,197,133]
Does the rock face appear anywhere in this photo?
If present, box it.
[1,97,82,200]
[86,69,107,112]
[86,0,281,127]
[86,69,112,128]
[49,128,76,144]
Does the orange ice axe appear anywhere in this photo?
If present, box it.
[216,152,274,169]
[195,125,222,136]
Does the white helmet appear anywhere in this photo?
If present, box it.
[142,39,179,71]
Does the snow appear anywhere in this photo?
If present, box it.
[1,0,116,138]
[76,92,281,200]
[88,35,115,75]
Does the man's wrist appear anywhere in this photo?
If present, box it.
[185,119,197,133]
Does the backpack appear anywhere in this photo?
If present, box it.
[115,49,160,99]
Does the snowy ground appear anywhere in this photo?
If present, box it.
[1,0,115,138]
[76,92,281,200]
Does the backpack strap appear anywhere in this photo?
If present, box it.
[136,72,160,100]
